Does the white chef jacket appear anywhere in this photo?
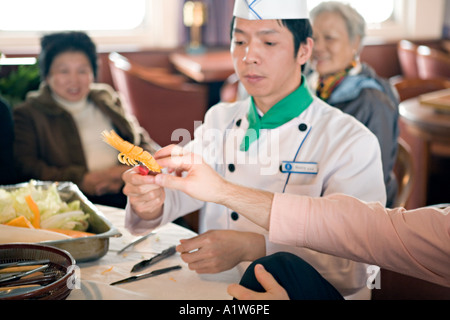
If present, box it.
[126,96,387,298]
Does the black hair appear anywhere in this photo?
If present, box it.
[230,16,313,58]
[39,31,97,80]
[280,19,313,57]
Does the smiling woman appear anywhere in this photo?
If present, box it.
[12,31,159,209]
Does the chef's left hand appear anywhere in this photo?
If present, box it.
[176,230,266,274]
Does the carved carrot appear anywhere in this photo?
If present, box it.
[101,130,162,174]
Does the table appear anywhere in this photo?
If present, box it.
[399,96,450,207]
[67,205,241,300]
[169,50,234,83]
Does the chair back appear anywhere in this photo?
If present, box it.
[397,40,419,78]
[108,52,208,147]
[393,138,414,208]
[416,45,450,80]
[392,77,450,102]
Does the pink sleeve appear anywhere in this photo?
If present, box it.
[269,193,450,287]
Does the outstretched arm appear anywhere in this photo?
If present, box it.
[154,145,273,230]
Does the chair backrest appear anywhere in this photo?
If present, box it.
[108,52,208,147]
[393,138,414,208]
[397,40,420,78]
[392,77,450,102]
[416,45,450,80]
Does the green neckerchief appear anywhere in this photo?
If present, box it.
[240,75,314,152]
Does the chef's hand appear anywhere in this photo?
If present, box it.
[122,167,165,221]
[176,230,266,274]
[227,264,290,300]
[153,145,226,204]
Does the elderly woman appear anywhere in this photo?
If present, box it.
[307,2,400,208]
[13,31,158,208]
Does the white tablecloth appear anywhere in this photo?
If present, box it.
[67,205,242,300]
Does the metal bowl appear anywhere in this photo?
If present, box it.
[1,181,122,262]
[0,243,76,300]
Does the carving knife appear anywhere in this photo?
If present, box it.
[110,265,181,286]
[117,231,156,255]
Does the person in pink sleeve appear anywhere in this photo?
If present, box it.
[130,145,449,299]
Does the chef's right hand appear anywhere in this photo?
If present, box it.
[122,167,165,221]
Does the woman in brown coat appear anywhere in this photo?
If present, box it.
[13,31,158,208]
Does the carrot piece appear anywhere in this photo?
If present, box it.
[101,266,113,275]
[25,194,40,228]
[6,215,35,228]
[44,228,95,238]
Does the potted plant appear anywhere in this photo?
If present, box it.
[0,60,40,108]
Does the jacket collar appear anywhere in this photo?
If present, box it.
[26,83,121,117]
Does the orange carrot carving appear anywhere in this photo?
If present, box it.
[101,130,162,173]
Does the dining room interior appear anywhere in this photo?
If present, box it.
[0,0,449,301]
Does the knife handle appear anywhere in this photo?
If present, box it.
[131,245,177,273]
[149,246,176,265]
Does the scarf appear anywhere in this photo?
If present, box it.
[316,61,357,101]
[240,75,313,152]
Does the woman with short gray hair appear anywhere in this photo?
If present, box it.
[310,1,366,54]
[308,1,400,208]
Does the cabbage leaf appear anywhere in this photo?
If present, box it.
[0,181,89,231]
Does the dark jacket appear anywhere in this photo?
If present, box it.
[13,83,158,186]
[0,96,18,185]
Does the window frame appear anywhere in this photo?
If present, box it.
[307,0,396,25]
[0,0,181,54]
[0,0,147,32]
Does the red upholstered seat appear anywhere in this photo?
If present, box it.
[397,40,420,79]
[416,45,450,80]
[108,52,208,147]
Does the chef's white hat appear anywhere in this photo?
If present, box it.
[233,0,309,20]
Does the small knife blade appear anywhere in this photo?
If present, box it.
[130,245,177,273]
[117,231,156,255]
[0,264,49,285]
[110,265,181,286]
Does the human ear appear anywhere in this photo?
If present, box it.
[351,36,362,59]
[297,37,314,66]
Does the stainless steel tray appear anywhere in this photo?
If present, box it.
[1,181,122,262]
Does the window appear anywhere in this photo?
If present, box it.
[305,0,447,41]
[0,0,445,52]
[307,0,395,24]
[0,0,181,51]
[0,0,146,31]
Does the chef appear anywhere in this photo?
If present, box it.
[123,0,386,299]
